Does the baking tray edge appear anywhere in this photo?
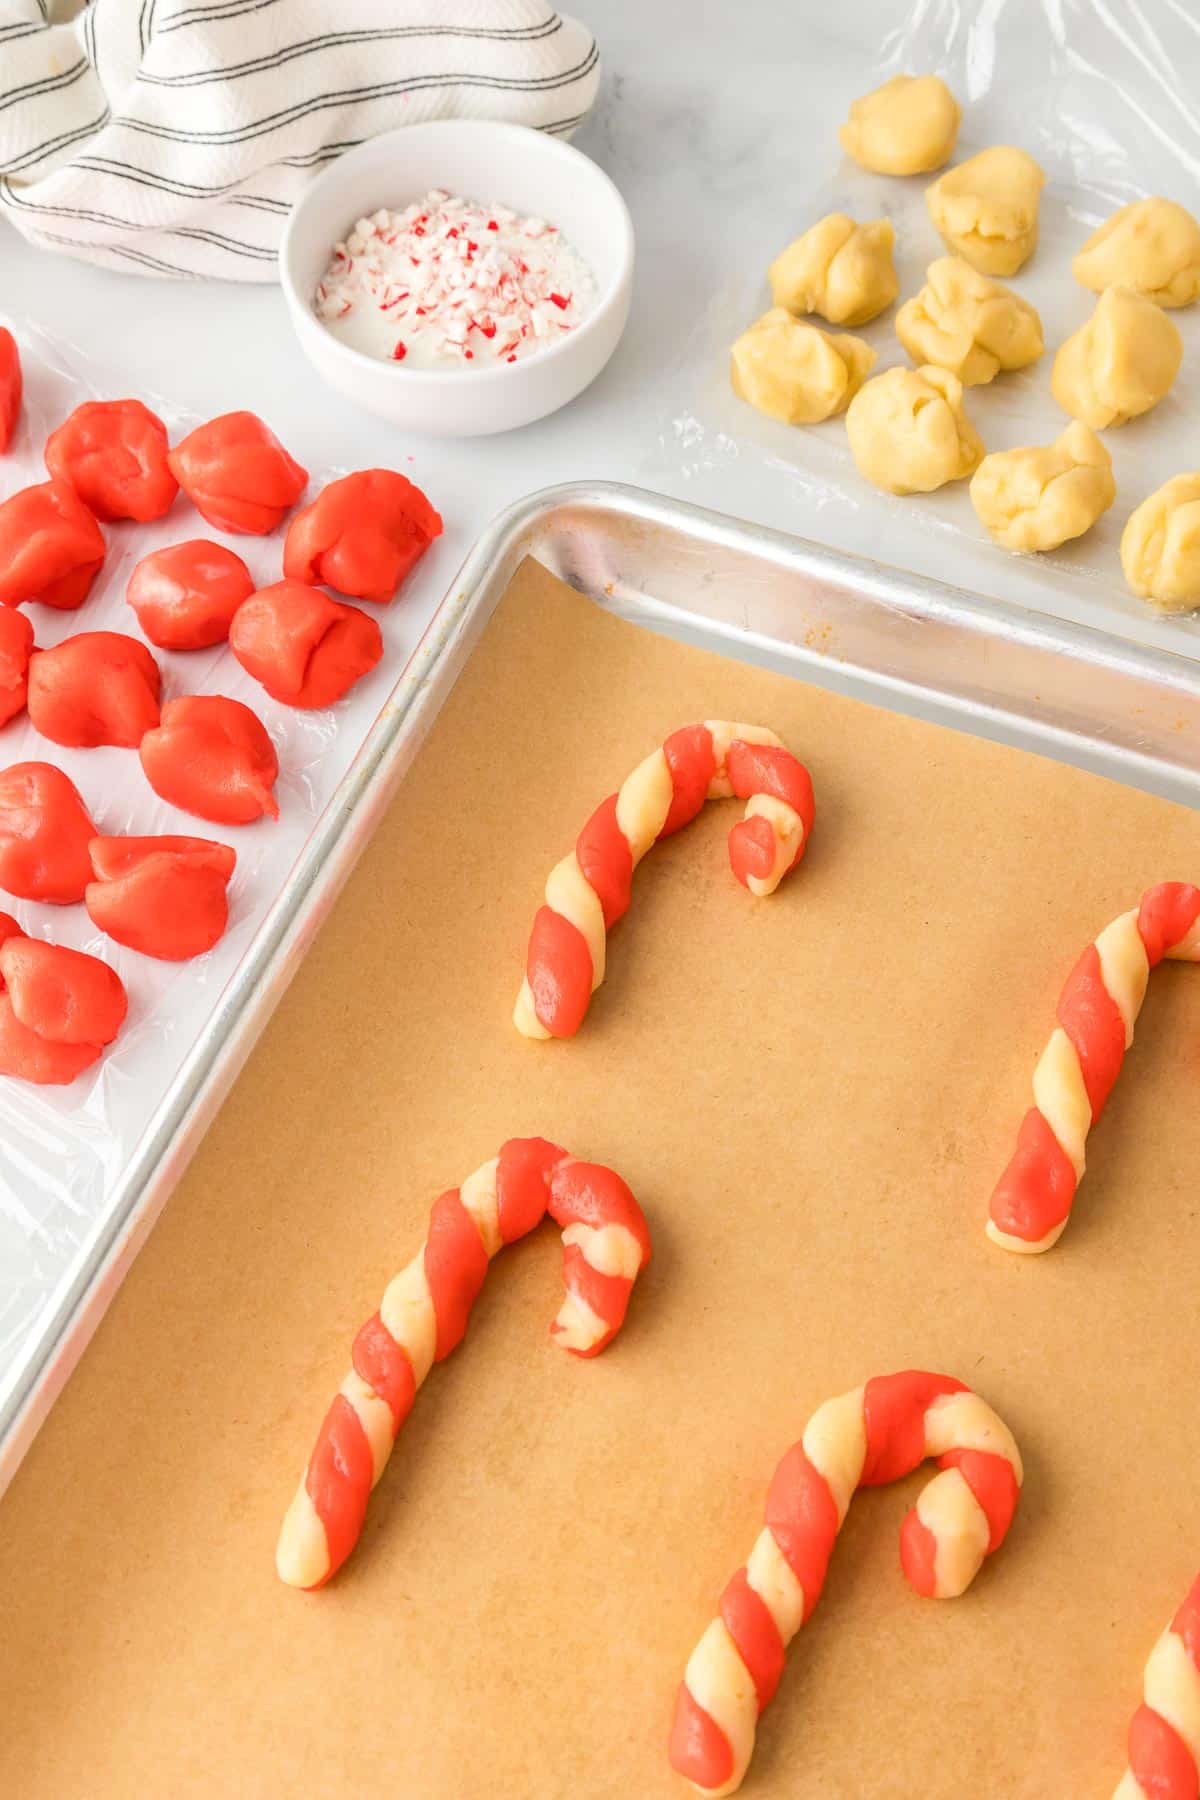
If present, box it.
[4,478,1198,1497]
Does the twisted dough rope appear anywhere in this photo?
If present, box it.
[988,881,1200,1254]
[1115,1573,1200,1799]
[669,1371,1023,1798]
[514,721,815,1039]
[276,1138,651,1590]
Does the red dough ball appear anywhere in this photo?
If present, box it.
[0,929,127,1085]
[86,834,236,960]
[229,580,383,708]
[0,328,22,454]
[140,694,279,824]
[0,609,34,727]
[283,468,443,604]
[28,632,162,749]
[167,411,308,535]
[44,398,178,523]
[0,762,97,902]
[126,539,254,651]
[0,478,105,611]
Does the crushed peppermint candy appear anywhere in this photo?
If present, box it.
[313,189,598,371]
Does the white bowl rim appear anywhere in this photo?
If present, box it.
[278,119,635,392]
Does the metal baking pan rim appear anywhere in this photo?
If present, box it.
[3,477,1197,1497]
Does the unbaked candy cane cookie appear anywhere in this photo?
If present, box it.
[1114,1573,1200,1799]
[277,1139,651,1589]
[988,882,1200,1253]
[669,1371,1022,1797]
[515,722,815,1039]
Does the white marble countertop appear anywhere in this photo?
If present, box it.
[1,0,1197,668]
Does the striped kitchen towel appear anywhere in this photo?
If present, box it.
[0,0,601,280]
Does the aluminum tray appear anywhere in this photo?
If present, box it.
[5,479,1199,1495]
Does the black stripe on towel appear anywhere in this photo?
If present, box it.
[112,48,600,147]
[139,17,565,86]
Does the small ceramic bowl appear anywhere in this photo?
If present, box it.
[279,120,635,437]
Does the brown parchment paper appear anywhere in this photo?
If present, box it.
[4,559,1200,1800]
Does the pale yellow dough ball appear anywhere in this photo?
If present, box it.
[769,213,898,328]
[839,74,960,176]
[1073,197,1200,309]
[1051,285,1182,429]
[730,308,876,424]
[925,146,1046,276]
[895,256,1043,385]
[969,422,1115,552]
[1120,474,1200,613]
[845,363,984,495]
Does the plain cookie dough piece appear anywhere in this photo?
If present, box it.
[839,74,960,176]
[769,213,898,327]
[845,363,984,495]
[730,309,876,423]
[1073,197,1200,308]
[1120,474,1200,612]
[925,146,1046,276]
[1051,285,1182,429]
[895,256,1043,385]
[969,422,1115,552]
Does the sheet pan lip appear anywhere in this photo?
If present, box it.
[3,477,1198,1499]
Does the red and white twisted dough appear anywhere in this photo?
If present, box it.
[1115,1573,1200,1800]
[669,1371,1023,1797]
[515,721,815,1039]
[988,881,1200,1253]
[276,1139,651,1590]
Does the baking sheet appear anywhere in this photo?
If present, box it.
[647,0,1200,660]
[2,556,1200,1796]
[0,317,451,1475]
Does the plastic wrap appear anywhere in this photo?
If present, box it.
[648,0,1200,655]
[0,319,444,1382]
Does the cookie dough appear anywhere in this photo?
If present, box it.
[839,74,960,176]
[730,308,875,423]
[988,883,1200,1253]
[1120,474,1200,613]
[140,695,280,825]
[1073,197,1200,309]
[845,364,984,495]
[969,422,1115,553]
[276,1141,652,1589]
[769,213,898,328]
[895,257,1043,385]
[283,469,443,604]
[27,632,162,749]
[925,146,1046,276]
[1051,285,1182,429]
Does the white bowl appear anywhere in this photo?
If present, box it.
[279,120,634,438]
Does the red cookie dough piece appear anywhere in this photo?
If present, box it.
[86,834,236,960]
[0,762,97,902]
[126,539,254,651]
[0,328,22,453]
[140,694,279,824]
[44,398,178,523]
[283,468,443,604]
[0,478,105,611]
[0,928,127,1085]
[28,631,162,749]
[167,411,308,535]
[0,609,34,727]
[229,580,383,708]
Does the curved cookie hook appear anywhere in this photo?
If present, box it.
[668,1371,1023,1797]
[515,722,815,1039]
[1114,1571,1200,1798]
[988,882,1200,1253]
[276,1138,651,1590]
